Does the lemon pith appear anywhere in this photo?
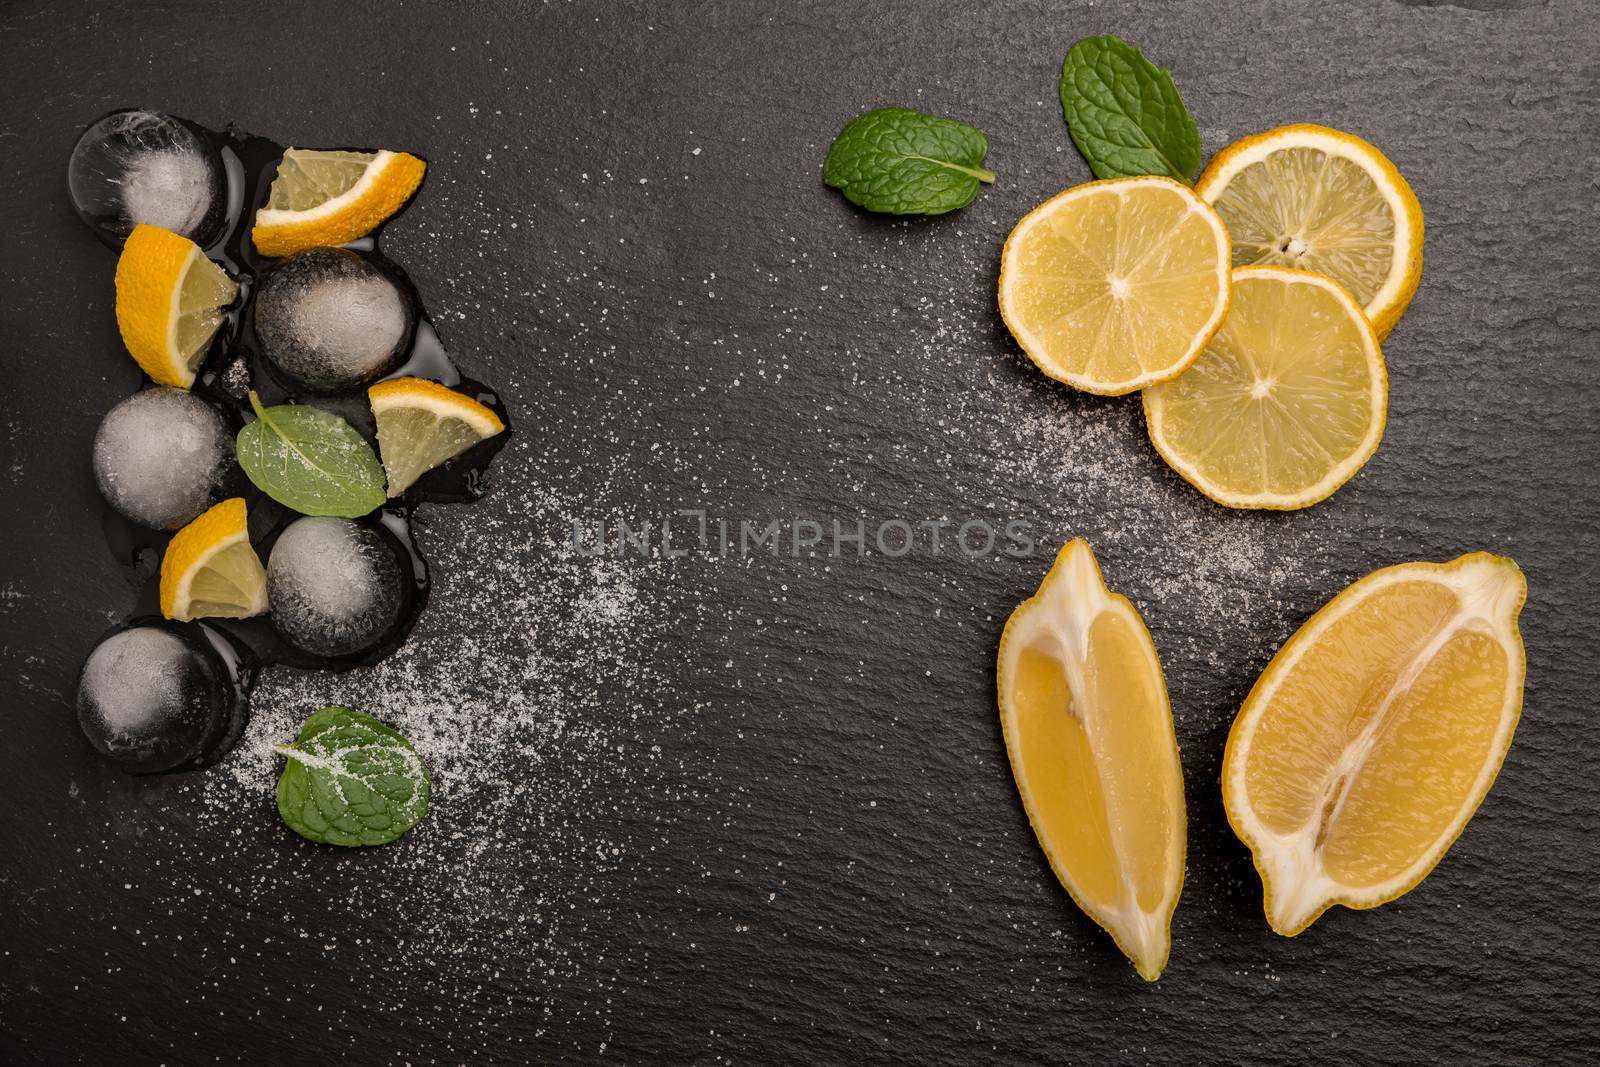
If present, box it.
[368,377,506,496]
[1143,265,1387,510]
[252,148,427,258]
[114,223,236,388]
[997,539,1186,980]
[159,497,269,621]
[1195,124,1424,338]
[1222,553,1526,936]
[998,176,1232,396]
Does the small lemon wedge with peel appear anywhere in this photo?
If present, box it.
[1143,265,1386,510]
[999,176,1231,396]
[997,539,1185,981]
[252,148,426,257]
[159,497,268,621]
[369,377,505,496]
[114,223,237,388]
[1223,553,1526,936]
[1196,124,1424,338]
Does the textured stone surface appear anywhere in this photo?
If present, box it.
[1,0,1597,1061]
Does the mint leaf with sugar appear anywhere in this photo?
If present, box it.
[823,107,995,215]
[1059,36,1201,182]
[236,391,386,518]
[275,706,430,847]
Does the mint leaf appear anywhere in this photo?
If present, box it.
[1059,36,1201,183]
[236,391,386,518]
[275,706,430,847]
[823,107,995,215]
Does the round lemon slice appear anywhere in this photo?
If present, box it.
[999,176,1231,395]
[252,148,427,258]
[997,539,1185,981]
[1195,124,1424,338]
[159,497,269,621]
[114,223,237,388]
[1223,552,1526,936]
[368,377,506,496]
[1143,266,1386,510]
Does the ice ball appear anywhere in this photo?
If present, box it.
[67,110,227,247]
[253,249,416,393]
[77,625,231,774]
[267,517,405,658]
[93,387,232,530]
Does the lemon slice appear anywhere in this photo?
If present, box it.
[368,377,506,496]
[159,497,269,621]
[1196,124,1424,338]
[1223,553,1526,936]
[999,176,1231,395]
[251,148,427,258]
[1143,265,1386,510]
[997,539,1185,981]
[114,223,237,388]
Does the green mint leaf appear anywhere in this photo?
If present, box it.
[275,706,430,847]
[823,107,995,216]
[1059,36,1201,182]
[236,391,386,518]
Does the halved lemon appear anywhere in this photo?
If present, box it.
[159,497,269,621]
[1223,553,1526,936]
[1196,124,1424,338]
[114,223,237,388]
[251,148,427,258]
[1143,265,1386,510]
[368,377,506,496]
[998,176,1231,395]
[997,539,1185,980]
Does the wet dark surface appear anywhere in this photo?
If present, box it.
[2,1,1597,1063]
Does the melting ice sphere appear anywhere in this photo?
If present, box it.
[267,516,406,658]
[253,248,417,393]
[77,625,232,774]
[67,109,227,247]
[93,387,232,530]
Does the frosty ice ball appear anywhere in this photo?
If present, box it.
[67,110,227,247]
[77,625,231,774]
[253,249,417,393]
[92,388,232,530]
[267,517,405,658]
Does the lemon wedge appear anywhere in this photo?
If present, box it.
[999,176,1231,395]
[1143,265,1386,510]
[252,148,426,258]
[1223,553,1526,936]
[997,539,1185,980]
[159,497,268,621]
[368,377,505,496]
[1196,124,1424,338]
[114,223,236,388]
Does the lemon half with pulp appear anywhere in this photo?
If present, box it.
[998,539,1185,980]
[1222,552,1526,935]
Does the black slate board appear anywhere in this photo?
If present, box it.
[2,1,1597,1062]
